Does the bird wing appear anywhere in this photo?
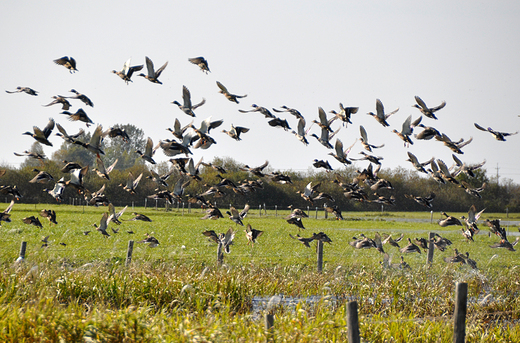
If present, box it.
[133,173,143,188]
[144,56,155,77]
[474,123,487,132]
[359,125,369,143]
[414,96,427,110]
[155,61,168,78]
[216,81,228,93]
[401,115,413,135]
[106,159,118,174]
[42,118,55,138]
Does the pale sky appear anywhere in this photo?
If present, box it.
[2,1,519,184]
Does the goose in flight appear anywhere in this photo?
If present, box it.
[392,115,422,146]
[61,108,94,127]
[413,96,446,119]
[6,87,38,96]
[367,99,399,127]
[474,123,518,141]
[136,137,157,164]
[222,124,249,141]
[73,125,104,155]
[119,172,143,195]
[188,56,210,73]
[216,81,247,103]
[239,104,275,118]
[54,56,78,73]
[112,58,143,84]
[273,106,304,120]
[68,89,93,107]
[43,96,71,110]
[329,103,358,126]
[171,85,206,117]
[138,56,168,84]
[359,125,384,152]
[23,118,55,146]
[329,138,356,165]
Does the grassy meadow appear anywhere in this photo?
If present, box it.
[0,203,519,342]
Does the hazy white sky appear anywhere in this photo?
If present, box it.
[2,1,519,183]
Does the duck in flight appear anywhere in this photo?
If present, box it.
[139,56,168,84]
[54,56,78,73]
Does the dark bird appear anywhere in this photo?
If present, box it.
[93,157,117,180]
[60,160,82,173]
[239,104,275,118]
[54,56,77,73]
[329,138,355,165]
[392,115,422,146]
[415,124,441,140]
[287,216,305,231]
[325,205,343,220]
[136,137,157,164]
[112,58,143,84]
[130,212,152,222]
[61,108,94,127]
[474,123,518,141]
[241,161,269,177]
[68,89,93,107]
[189,56,210,73]
[222,124,249,141]
[138,56,168,84]
[43,96,71,110]
[310,126,340,149]
[351,151,383,165]
[23,118,55,146]
[359,125,384,152]
[55,123,84,144]
[0,185,22,201]
[405,193,435,208]
[273,105,304,120]
[29,169,54,183]
[227,207,244,226]
[268,117,291,131]
[443,249,466,264]
[201,207,224,220]
[399,238,421,254]
[382,233,404,248]
[435,134,473,154]
[367,99,399,127]
[216,81,247,103]
[406,152,434,174]
[73,124,105,155]
[438,212,462,227]
[291,118,310,145]
[289,233,315,248]
[172,85,206,117]
[329,103,358,126]
[460,181,487,198]
[6,87,38,96]
[413,96,446,119]
[43,177,66,202]
[451,154,486,178]
[0,201,15,225]
[313,159,333,171]
[138,233,160,247]
[40,209,57,225]
[108,204,127,225]
[14,150,46,163]
[22,216,43,228]
[119,172,143,195]
[244,224,263,246]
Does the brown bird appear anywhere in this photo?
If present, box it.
[130,212,152,222]
[40,209,57,225]
[112,58,143,84]
[399,238,421,254]
[244,224,263,246]
[23,118,55,146]
[61,108,94,127]
[367,98,399,127]
[413,96,446,119]
[54,56,77,73]
[22,216,43,228]
[138,56,168,84]
[474,123,518,141]
[289,233,315,248]
[44,95,71,110]
[216,81,247,103]
[189,56,210,73]
[6,87,38,96]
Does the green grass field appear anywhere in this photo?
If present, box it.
[0,203,519,342]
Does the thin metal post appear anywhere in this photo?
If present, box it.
[259,204,262,216]
[125,240,134,267]
[430,210,433,224]
[144,198,147,209]
[347,301,360,343]
[188,202,191,214]
[182,202,185,215]
[453,282,468,343]
[275,205,277,217]
[132,201,134,211]
[155,199,158,210]
[324,204,328,219]
[315,207,318,219]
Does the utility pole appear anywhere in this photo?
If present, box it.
[496,163,500,186]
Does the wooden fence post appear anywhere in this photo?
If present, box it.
[126,240,134,267]
[427,232,435,265]
[217,242,223,266]
[347,301,360,343]
[317,239,323,273]
[265,313,274,342]
[453,282,468,343]
[17,241,27,262]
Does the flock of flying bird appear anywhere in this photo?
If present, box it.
[2,54,519,261]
